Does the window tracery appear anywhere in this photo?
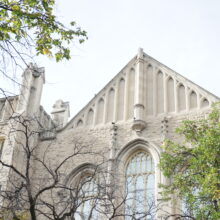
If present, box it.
[74,176,99,220]
[125,151,155,219]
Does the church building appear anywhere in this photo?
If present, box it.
[0,48,219,219]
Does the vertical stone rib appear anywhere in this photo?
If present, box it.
[153,67,157,116]
[174,79,178,113]
[186,87,189,111]
[103,92,108,123]
[93,103,97,126]
[157,71,164,114]
[197,93,201,109]
[164,76,168,113]
[167,77,175,112]
[132,48,146,132]
[128,69,135,119]
[146,65,153,116]
[134,48,145,120]
[113,85,118,122]
[124,71,129,120]
[117,78,125,121]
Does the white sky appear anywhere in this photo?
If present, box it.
[36,0,220,117]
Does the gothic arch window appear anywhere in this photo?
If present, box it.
[201,98,209,108]
[96,98,104,124]
[74,175,99,220]
[117,78,125,121]
[125,151,155,220]
[86,109,94,125]
[178,84,186,111]
[167,77,175,112]
[76,119,83,127]
[189,91,197,109]
[107,88,115,123]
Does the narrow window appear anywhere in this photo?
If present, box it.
[125,151,155,219]
[74,176,99,220]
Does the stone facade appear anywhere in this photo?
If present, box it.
[0,49,219,219]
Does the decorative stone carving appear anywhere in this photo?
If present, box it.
[51,99,70,128]
[131,119,147,133]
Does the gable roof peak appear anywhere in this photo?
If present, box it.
[60,49,219,131]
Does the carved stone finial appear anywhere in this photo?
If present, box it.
[53,99,64,110]
[51,100,70,128]
[137,47,144,59]
[28,63,45,79]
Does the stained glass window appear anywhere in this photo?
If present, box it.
[74,176,98,220]
[125,151,155,220]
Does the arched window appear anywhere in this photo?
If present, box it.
[77,119,83,127]
[125,151,155,219]
[74,176,99,220]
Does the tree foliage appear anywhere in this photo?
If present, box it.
[159,103,220,219]
[0,0,87,88]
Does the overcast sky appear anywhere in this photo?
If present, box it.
[36,0,220,117]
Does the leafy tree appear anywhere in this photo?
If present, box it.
[159,103,220,219]
[0,0,87,92]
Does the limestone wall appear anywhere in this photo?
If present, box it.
[0,96,19,122]
[33,107,211,219]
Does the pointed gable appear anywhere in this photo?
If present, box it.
[64,49,219,130]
